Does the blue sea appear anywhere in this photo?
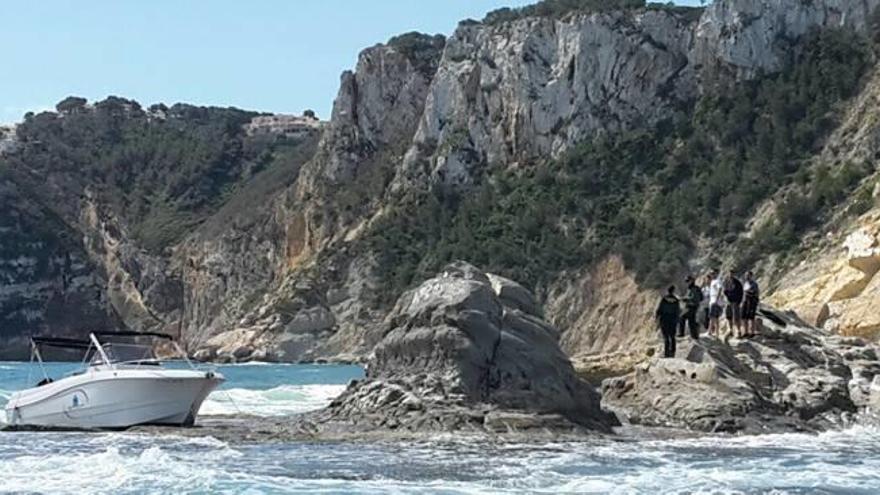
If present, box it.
[2,362,880,494]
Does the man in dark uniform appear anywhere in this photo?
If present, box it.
[655,286,681,358]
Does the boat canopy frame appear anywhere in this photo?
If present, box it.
[27,332,195,384]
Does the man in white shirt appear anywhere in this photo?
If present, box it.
[707,268,724,337]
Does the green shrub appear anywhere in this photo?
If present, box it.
[387,32,446,77]
[483,0,647,24]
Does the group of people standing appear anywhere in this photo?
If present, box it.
[655,268,761,358]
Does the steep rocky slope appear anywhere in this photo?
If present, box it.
[0,175,113,358]
[267,0,880,364]
[3,0,880,366]
[0,100,322,357]
[764,65,880,340]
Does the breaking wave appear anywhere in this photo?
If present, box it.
[0,433,240,494]
[5,427,880,494]
[200,384,347,416]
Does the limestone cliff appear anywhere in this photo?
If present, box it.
[4,0,880,366]
[392,0,879,194]
[244,0,880,366]
[0,177,114,358]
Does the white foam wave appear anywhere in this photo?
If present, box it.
[0,443,238,494]
[201,384,346,416]
[1,425,880,493]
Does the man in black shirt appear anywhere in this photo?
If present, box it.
[678,275,703,340]
[723,270,744,339]
[656,286,681,358]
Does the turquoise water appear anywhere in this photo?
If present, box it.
[2,362,880,494]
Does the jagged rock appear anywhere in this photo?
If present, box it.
[602,309,880,433]
[769,210,880,338]
[311,262,618,435]
[284,306,336,334]
[191,348,216,362]
[232,345,253,360]
[487,273,539,316]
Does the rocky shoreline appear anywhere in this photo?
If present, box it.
[4,263,879,443]
[199,265,880,441]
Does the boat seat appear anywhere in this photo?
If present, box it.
[36,378,54,387]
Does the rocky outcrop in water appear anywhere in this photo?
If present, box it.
[308,262,618,435]
[602,308,880,433]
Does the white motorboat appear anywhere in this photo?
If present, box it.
[4,331,224,429]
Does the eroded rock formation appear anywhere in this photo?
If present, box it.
[308,262,618,435]
[769,210,880,340]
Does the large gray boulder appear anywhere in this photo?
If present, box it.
[602,308,880,433]
[313,262,618,435]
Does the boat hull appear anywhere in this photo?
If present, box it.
[4,368,224,429]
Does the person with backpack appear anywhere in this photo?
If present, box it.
[655,286,681,358]
[678,275,703,340]
[742,270,761,337]
[723,269,745,339]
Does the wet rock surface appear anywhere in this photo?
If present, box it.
[602,309,880,434]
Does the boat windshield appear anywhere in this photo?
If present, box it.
[89,342,159,366]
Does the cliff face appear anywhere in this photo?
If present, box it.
[0,101,321,357]
[392,10,696,192]
[179,37,447,362]
[0,177,113,358]
[392,0,880,194]
[241,0,877,364]
[762,61,880,341]
[3,0,880,362]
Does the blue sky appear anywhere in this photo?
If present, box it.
[0,0,704,124]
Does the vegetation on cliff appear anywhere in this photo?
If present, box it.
[370,28,875,301]
[483,0,702,25]
[3,98,316,252]
[387,32,447,77]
